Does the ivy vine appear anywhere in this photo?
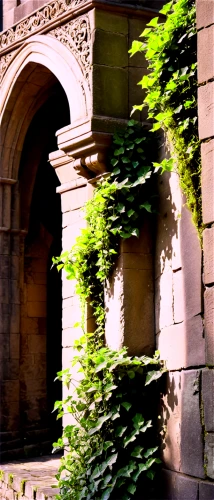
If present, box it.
[130,0,201,232]
[53,0,199,497]
[53,122,165,500]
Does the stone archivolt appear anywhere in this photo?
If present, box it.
[49,16,91,83]
[0,14,91,87]
[0,0,89,51]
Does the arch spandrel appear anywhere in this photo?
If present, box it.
[0,27,91,180]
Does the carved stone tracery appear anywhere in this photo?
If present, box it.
[0,14,91,87]
[0,0,89,51]
[49,16,91,83]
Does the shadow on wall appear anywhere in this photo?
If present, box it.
[155,167,205,496]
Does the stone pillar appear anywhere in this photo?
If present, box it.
[0,178,21,454]
[49,146,104,427]
[105,217,155,356]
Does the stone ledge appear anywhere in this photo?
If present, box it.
[0,456,60,500]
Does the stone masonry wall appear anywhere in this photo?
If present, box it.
[157,2,214,496]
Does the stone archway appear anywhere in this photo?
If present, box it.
[0,31,91,458]
[0,0,154,461]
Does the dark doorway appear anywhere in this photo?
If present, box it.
[19,81,69,451]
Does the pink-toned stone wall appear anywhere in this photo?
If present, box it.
[159,2,214,495]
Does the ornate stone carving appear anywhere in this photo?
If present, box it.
[0,0,88,51]
[0,51,17,82]
[49,16,91,83]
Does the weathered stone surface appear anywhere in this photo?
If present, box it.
[27,301,46,318]
[105,254,154,356]
[26,284,46,302]
[197,0,214,29]
[92,9,128,34]
[161,469,199,500]
[155,171,181,279]
[198,25,214,84]
[93,64,128,119]
[93,30,128,67]
[202,369,214,432]
[161,371,182,472]
[155,269,174,333]
[128,18,147,68]
[60,186,87,213]
[199,481,214,500]
[161,370,204,478]
[201,140,214,224]
[204,287,214,366]
[157,315,205,370]
[198,82,214,140]
[180,370,204,478]
[205,433,214,479]
[203,228,214,285]
[180,199,202,318]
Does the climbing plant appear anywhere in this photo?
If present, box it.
[129,0,201,231]
[53,121,165,500]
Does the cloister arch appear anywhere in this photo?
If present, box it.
[0,34,91,181]
[0,33,92,454]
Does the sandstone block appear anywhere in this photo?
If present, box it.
[161,371,182,472]
[161,370,204,478]
[0,255,9,279]
[1,380,19,402]
[60,186,87,213]
[27,301,46,318]
[198,82,214,140]
[205,433,214,479]
[180,199,202,318]
[204,287,214,365]
[0,303,10,334]
[155,171,182,278]
[161,469,199,500]
[93,65,128,119]
[26,284,46,302]
[157,315,205,370]
[155,270,173,333]
[128,18,147,68]
[10,334,20,359]
[198,25,214,84]
[62,272,76,299]
[0,359,19,381]
[62,208,83,228]
[173,270,185,324]
[11,256,19,281]
[180,370,204,478]
[34,272,47,285]
[11,279,20,304]
[0,278,9,304]
[199,481,214,500]
[21,317,39,335]
[94,10,128,35]
[128,66,148,120]
[203,228,214,285]
[0,232,10,255]
[10,303,20,334]
[93,30,128,68]
[28,334,46,354]
[62,304,81,330]
[105,260,154,356]
[197,0,214,29]
[202,368,214,432]
[201,140,214,224]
